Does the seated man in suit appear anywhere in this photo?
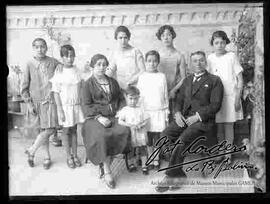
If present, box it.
[155,51,224,192]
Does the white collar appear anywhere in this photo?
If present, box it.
[194,71,206,77]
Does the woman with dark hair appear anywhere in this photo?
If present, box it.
[156,25,187,122]
[106,25,146,90]
[82,53,130,189]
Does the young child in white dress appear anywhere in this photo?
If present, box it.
[117,86,150,175]
[50,45,85,168]
[137,50,169,170]
[207,30,244,163]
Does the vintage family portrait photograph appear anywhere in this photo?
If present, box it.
[6,2,266,197]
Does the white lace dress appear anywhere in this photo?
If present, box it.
[207,52,243,123]
[117,106,148,147]
[137,72,169,132]
[50,66,85,127]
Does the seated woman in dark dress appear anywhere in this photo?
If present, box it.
[81,54,130,189]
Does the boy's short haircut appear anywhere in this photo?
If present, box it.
[210,30,230,45]
[190,51,206,59]
[90,54,109,68]
[32,38,47,48]
[145,50,160,64]
[60,44,76,57]
[124,85,140,96]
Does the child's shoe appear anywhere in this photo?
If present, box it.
[136,158,142,166]
[153,160,160,170]
[99,163,105,179]
[147,164,154,170]
[103,172,116,189]
[51,136,62,147]
[127,163,137,172]
[142,166,148,175]
[73,156,82,167]
[24,150,34,167]
[67,157,75,169]
[43,158,51,170]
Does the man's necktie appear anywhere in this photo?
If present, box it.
[193,71,206,83]
[193,75,202,83]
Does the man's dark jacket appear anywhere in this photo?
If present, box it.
[174,70,224,124]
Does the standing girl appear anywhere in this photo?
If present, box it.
[156,25,187,122]
[137,50,169,169]
[207,30,244,163]
[50,45,84,168]
[106,25,146,90]
[117,86,150,175]
[22,38,59,169]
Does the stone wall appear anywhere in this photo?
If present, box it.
[6,3,259,70]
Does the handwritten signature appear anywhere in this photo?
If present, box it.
[146,136,256,178]
[185,157,256,178]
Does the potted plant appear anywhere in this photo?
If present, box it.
[7,65,23,112]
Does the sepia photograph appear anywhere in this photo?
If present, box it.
[6,2,266,197]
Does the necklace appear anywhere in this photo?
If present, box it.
[98,82,109,85]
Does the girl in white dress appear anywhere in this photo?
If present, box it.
[50,45,85,168]
[137,50,169,170]
[207,30,244,163]
[117,86,150,175]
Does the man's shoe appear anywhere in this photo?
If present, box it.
[155,175,171,193]
[155,185,170,193]
[169,177,186,191]
[169,186,182,191]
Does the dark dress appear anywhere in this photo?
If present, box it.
[81,75,130,165]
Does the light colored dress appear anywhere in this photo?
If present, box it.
[117,106,148,147]
[137,72,169,132]
[106,47,144,89]
[207,52,243,123]
[80,69,92,82]
[158,49,186,92]
[50,65,85,127]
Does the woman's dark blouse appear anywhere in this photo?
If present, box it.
[82,75,125,118]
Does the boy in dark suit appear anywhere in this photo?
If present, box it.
[155,51,224,192]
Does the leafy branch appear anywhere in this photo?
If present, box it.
[42,15,71,46]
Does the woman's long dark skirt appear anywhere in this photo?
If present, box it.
[82,118,130,165]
